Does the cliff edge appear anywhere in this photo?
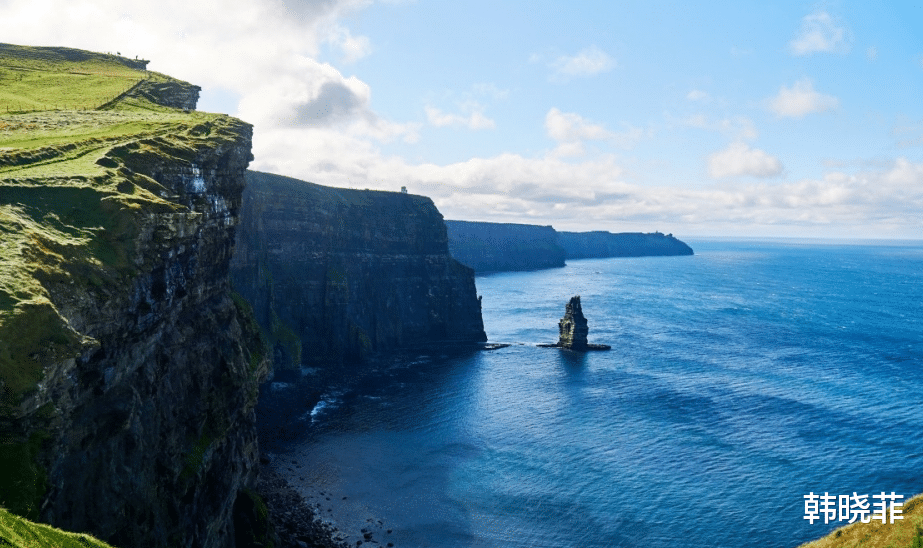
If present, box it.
[0,44,268,548]
[231,171,486,372]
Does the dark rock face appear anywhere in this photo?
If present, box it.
[129,80,201,111]
[445,220,566,272]
[230,171,486,371]
[45,127,263,548]
[558,231,693,259]
[445,222,692,273]
[558,296,589,349]
[2,120,266,547]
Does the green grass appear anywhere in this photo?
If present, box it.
[798,493,923,548]
[0,506,117,548]
[0,43,146,113]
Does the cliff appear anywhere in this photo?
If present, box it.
[0,44,268,548]
[445,220,566,272]
[230,171,486,372]
[558,230,694,259]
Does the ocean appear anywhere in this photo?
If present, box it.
[262,239,923,547]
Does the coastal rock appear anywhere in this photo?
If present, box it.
[537,296,611,351]
[558,296,589,349]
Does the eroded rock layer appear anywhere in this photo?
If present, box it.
[231,171,487,371]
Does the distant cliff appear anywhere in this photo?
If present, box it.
[445,220,566,272]
[444,221,692,272]
[230,172,486,371]
[0,45,268,548]
[558,231,694,259]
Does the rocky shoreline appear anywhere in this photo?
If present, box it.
[257,466,347,548]
[258,463,399,548]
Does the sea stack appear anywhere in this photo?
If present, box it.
[559,296,590,349]
[538,295,611,350]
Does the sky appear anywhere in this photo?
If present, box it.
[1,0,922,239]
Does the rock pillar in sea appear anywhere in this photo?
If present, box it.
[558,296,589,350]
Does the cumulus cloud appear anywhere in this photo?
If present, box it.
[0,0,376,110]
[768,79,839,118]
[425,105,495,130]
[253,126,923,237]
[708,142,783,179]
[546,46,614,81]
[789,11,850,55]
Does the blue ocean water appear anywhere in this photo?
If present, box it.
[274,239,923,548]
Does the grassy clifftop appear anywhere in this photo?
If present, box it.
[0,44,244,407]
[0,506,116,548]
[797,493,923,548]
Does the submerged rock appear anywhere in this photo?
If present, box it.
[538,296,611,351]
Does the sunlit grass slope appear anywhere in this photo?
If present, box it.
[0,506,116,548]
[0,43,149,113]
[797,493,923,548]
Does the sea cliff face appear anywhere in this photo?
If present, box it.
[0,45,267,548]
[231,171,486,371]
[445,221,693,272]
[445,220,566,272]
[558,231,694,259]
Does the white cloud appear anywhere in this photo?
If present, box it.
[471,83,509,100]
[768,79,839,118]
[323,23,372,63]
[867,46,878,61]
[547,46,614,81]
[682,115,758,141]
[3,0,921,238]
[544,108,644,149]
[0,0,376,108]
[545,108,611,142]
[247,123,922,238]
[687,90,708,101]
[789,11,850,55]
[708,142,783,179]
[425,106,495,130]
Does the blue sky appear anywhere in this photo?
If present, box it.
[2,0,922,238]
